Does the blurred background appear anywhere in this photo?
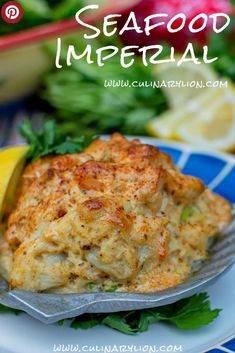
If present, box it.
[0,0,235,152]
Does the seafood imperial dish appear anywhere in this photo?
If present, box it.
[0,134,232,293]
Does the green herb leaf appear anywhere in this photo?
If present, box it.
[137,310,161,332]
[180,206,195,223]
[42,120,56,151]
[0,293,220,334]
[54,141,80,155]
[86,282,97,292]
[71,314,100,330]
[0,304,22,315]
[161,293,221,330]
[105,284,119,292]
[66,293,221,334]
[19,119,40,146]
[102,314,137,335]
[19,119,95,162]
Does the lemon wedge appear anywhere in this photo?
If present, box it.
[154,60,217,108]
[176,88,235,152]
[0,146,29,221]
[147,83,235,152]
[147,87,226,139]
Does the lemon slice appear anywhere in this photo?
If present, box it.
[147,87,225,139]
[176,88,235,152]
[154,60,218,108]
[0,146,29,221]
[147,83,235,152]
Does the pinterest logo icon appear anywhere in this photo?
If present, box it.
[1,1,23,24]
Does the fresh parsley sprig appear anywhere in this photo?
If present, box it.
[0,293,220,334]
[70,293,220,334]
[19,119,95,162]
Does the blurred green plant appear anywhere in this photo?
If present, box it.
[42,14,235,137]
[209,16,235,81]
[0,0,84,35]
[51,0,85,21]
[42,36,167,136]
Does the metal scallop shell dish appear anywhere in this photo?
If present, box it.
[0,138,235,324]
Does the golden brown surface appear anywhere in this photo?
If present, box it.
[0,134,232,293]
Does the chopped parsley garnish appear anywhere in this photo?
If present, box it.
[105,284,119,292]
[180,206,196,223]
